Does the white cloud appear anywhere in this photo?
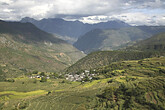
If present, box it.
[0,0,13,4]
[0,0,122,20]
[0,0,165,25]
[80,12,165,26]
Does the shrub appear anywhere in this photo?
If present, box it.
[32,70,38,74]
[19,102,29,109]
[53,73,59,78]
[6,79,15,82]
[47,91,51,95]
[40,72,45,76]
[40,77,47,82]
[33,79,37,83]
[138,60,143,64]
[58,75,64,79]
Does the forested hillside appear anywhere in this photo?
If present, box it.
[66,51,165,73]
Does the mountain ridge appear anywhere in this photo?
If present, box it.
[20,17,130,43]
[74,26,165,53]
[126,32,165,51]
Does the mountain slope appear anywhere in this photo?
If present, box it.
[74,27,150,53]
[20,17,130,43]
[74,26,165,53]
[127,32,165,51]
[66,51,164,73]
[67,32,165,74]
[0,20,85,77]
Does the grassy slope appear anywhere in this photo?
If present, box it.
[0,57,165,110]
[0,21,85,77]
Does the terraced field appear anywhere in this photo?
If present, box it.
[0,57,165,110]
[0,77,112,110]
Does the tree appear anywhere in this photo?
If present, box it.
[138,60,143,64]
[6,78,15,82]
[40,72,45,76]
[102,87,116,101]
[40,77,47,82]
[82,76,90,82]
[53,73,59,78]
[32,70,38,74]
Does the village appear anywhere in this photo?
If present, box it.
[28,70,99,82]
[65,70,99,82]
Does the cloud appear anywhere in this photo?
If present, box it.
[0,0,165,25]
[81,10,165,26]
[0,0,122,20]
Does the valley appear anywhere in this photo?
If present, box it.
[0,12,165,110]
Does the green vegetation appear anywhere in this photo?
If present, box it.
[66,50,165,73]
[0,68,6,81]
[97,77,165,110]
[0,57,165,110]
[92,57,165,109]
[40,77,47,82]
[94,57,165,77]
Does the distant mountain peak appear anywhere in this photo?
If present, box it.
[0,20,5,23]
[21,17,36,23]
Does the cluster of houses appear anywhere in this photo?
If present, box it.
[28,70,99,82]
[65,70,98,82]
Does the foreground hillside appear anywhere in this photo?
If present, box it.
[66,51,164,74]
[74,26,165,53]
[0,57,165,110]
[0,20,85,78]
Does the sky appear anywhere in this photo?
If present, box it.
[0,0,165,25]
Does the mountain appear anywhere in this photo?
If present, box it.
[138,26,165,34]
[127,32,165,51]
[20,17,130,43]
[67,31,165,73]
[74,26,165,53]
[66,51,164,74]
[0,20,85,77]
